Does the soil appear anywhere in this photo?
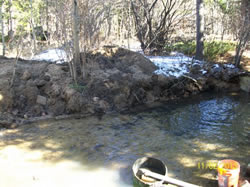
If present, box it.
[0,47,248,128]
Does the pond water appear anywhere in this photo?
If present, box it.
[0,92,249,187]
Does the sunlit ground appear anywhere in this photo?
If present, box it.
[0,142,130,187]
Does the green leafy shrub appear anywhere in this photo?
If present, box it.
[165,41,235,61]
[165,41,196,56]
[204,41,235,61]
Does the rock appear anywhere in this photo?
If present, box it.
[36,95,47,105]
[190,64,202,74]
[98,100,110,112]
[0,117,14,128]
[9,123,18,129]
[240,76,250,92]
[114,94,128,110]
[50,83,61,96]
[34,79,46,87]
[21,71,32,80]
[63,87,77,100]
[24,114,28,119]
[26,79,36,87]
[43,75,51,81]
[210,65,223,79]
[93,97,100,102]
[31,105,44,116]
[49,100,65,116]
[66,93,83,113]
[23,86,39,105]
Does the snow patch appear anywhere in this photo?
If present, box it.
[224,64,235,69]
[146,54,204,77]
[32,49,70,64]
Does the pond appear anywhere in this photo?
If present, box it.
[0,92,249,187]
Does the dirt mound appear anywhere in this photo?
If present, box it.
[0,47,245,127]
[0,48,158,126]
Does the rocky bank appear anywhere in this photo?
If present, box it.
[0,47,248,128]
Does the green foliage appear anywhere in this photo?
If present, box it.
[203,41,235,61]
[215,0,238,15]
[69,83,87,92]
[12,0,46,34]
[165,41,196,56]
[165,41,235,62]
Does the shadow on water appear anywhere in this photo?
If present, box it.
[0,92,249,186]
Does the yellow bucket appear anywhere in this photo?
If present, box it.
[218,159,240,187]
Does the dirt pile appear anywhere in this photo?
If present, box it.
[0,47,246,127]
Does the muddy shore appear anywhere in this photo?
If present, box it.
[0,47,248,128]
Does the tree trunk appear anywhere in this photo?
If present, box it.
[30,0,37,56]
[195,0,204,60]
[73,0,81,82]
[46,0,50,43]
[235,0,250,67]
[0,1,5,56]
[7,0,14,46]
[9,0,13,32]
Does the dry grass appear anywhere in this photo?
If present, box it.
[216,49,250,72]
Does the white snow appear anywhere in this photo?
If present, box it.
[32,49,70,64]
[202,70,208,75]
[146,53,204,77]
[223,64,235,68]
[213,64,220,68]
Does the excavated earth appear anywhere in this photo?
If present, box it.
[0,47,248,128]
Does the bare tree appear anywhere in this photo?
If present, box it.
[130,0,187,53]
[0,0,5,56]
[8,0,13,39]
[10,36,23,87]
[73,0,80,82]
[195,0,204,60]
[235,0,250,67]
[30,0,37,56]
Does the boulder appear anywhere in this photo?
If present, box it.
[23,86,39,106]
[66,92,84,113]
[21,70,32,80]
[36,95,47,105]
